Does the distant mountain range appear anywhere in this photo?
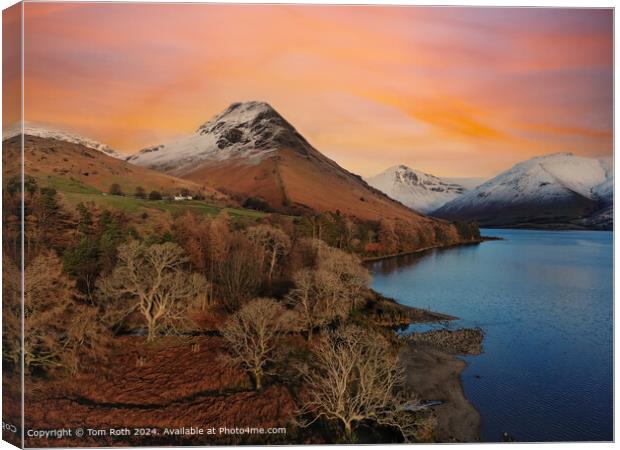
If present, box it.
[433,153,613,230]
[366,165,483,213]
[8,104,612,231]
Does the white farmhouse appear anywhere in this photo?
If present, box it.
[174,195,193,201]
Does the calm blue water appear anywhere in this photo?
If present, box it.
[369,229,613,442]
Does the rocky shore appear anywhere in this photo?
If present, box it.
[358,287,485,442]
[407,328,484,355]
[401,327,484,442]
[363,239,490,442]
[361,290,455,328]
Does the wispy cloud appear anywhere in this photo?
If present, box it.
[17,4,612,177]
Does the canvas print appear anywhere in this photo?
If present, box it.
[1,2,613,447]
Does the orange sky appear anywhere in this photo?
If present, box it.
[12,3,614,177]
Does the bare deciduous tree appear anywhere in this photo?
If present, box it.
[378,218,399,255]
[215,235,262,311]
[172,211,231,307]
[221,298,290,390]
[3,252,110,374]
[318,246,370,313]
[300,326,422,442]
[98,241,208,341]
[62,304,113,374]
[286,269,319,341]
[23,252,79,370]
[286,268,347,341]
[246,225,291,283]
[287,243,370,339]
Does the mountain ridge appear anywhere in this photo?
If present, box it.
[366,165,477,213]
[3,133,223,203]
[433,152,613,230]
[4,124,125,160]
[126,101,473,253]
[127,101,320,175]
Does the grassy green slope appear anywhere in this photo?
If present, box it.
[42,175,271,220]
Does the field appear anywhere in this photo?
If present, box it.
[42,175,271,220]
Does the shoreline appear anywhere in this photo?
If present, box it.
[400,329,484,442]
[482,223,612,232]
[365,290,456,327]
[366,246,486,442]
[362,238,487,263]
[401,344,481,442]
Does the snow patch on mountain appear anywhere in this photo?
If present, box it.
[435,152,613,216]
[127,101,312,174]
[592,156,613,204]
[3,123,124,159]
[366,165,471,213]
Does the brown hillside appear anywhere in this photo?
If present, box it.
[182,147,440,225]
[128,102,462,241]
[3,135,225,201]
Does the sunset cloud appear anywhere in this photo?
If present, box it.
[17,3,613,177]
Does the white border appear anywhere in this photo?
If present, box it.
[0,2,616,450]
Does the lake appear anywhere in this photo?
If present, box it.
[369,229,613,442]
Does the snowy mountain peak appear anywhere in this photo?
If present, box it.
[3,124,124,159]
[390,165,461,188]
[366,165,470,213]
[434,152,613,228]
[196,101,280,132]
[128,101,315,173]
[493,152,611,200]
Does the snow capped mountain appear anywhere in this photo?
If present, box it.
[126,101,465,230]
[366,165,472,213]
[3,123,124,159]
[434,152,613,229]
[127,101,314,175]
